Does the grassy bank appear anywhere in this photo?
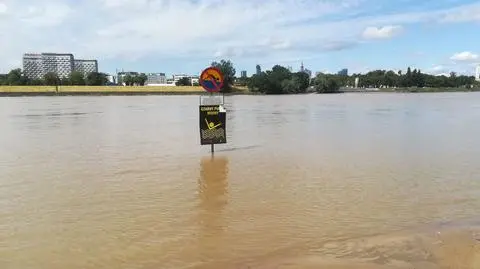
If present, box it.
[0,85,250,96]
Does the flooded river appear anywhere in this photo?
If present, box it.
[1,93,480,268]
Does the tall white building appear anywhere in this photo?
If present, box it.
[22,54,44,79]
[23,53,98,79]
[476,65,480,82]
[41,53,74,78]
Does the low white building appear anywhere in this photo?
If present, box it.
[146,73,166,85]
[172,74,199,85]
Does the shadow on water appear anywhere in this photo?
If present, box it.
[196,155,230,259]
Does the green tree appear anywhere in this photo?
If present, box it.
[123,74,133,86]
[247,72,268,93]
[7,69,26,85]
[292,72,310,93]
[44,72,60,86]
[140,73,148,86]
[70,71,85,85]
[279,72,310,94]
[314,74,340,93]
[265,65,292,94]
[247,65,306,94]
[28,79,45,85]
[176,77,191,86]
[86,72,108,86]
[0,74,7,85]
[61,77,71,86]
[384,70,399,87]
[405,67,413,87]
[211,59,236,93]
[134,73,148,86]
[281,78,301,94]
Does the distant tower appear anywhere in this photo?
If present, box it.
[256,64,261,75]
[476,65,480,82]
[300,61,305,73]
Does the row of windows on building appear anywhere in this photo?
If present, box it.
[23,53,98,80]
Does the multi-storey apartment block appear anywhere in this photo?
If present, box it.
[22,54,44,80]
[74,60,98,77]
[23,53,98,79]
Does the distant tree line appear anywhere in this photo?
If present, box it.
[0,68,109,86]
[245,66,480,94]
[324,67,479,90]
[247,65,310,94]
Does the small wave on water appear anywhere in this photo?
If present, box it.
[226,218,480,269]
[11,111,102,118]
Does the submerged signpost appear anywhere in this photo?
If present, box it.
[199,67,227,153]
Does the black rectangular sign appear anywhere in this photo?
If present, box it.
[199,105,226,145]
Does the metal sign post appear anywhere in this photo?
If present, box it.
[198,67,226,154]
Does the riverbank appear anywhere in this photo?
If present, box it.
[0,85,250,96]
[1,85,480,96]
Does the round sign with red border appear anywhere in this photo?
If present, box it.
[199,67,224,93]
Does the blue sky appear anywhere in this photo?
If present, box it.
[0,0,479,77]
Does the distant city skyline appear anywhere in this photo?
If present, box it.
[13,53,480,81]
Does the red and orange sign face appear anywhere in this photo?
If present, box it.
[200,67,224,93]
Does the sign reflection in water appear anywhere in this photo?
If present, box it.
[197,156,229,258]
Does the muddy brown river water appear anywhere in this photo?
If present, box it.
[1,93,480,268]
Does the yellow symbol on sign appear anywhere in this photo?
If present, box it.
[205,118,221,130]
[201,69,222,82]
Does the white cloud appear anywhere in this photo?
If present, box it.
[440,4,480,22]
[427,65,447,75]
[450,51,479,62]
[0,0,480,73]
[425,63,478,76]
[0,3,7,14]
[361,25,404,39]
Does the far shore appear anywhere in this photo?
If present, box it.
[0,85,251,96]
[0,85,479,96]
